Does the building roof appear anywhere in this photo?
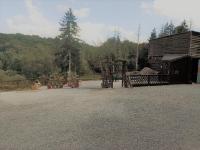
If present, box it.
[162,54,188,62]
[149,31,200,42]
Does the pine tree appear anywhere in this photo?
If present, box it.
[159,22,175,37]
[114,32,121,59]
[168,21,175,35]
[150,28,157,40]
[175,20,189,34]
[59,8,79,40]
[159,25,166,37]
[55,8,80,76]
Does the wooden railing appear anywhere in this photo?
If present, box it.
[127,74,170,87]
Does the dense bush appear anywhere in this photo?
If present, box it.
[0,70,29,90]
[0,70,25,81]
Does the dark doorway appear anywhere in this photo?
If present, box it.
[191,58,199,83]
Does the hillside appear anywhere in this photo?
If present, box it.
[0,33,59,79]
[0,33,148,80]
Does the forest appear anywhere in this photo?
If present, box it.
[0,8,189,81]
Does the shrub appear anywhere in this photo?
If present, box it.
[0,70,30,90]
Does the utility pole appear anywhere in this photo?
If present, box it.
[114,29,120,59]
[136,24,141,71]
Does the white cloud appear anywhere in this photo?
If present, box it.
[5,0,137,45]
[56,4,69,13]
[6,0,59,37]
[140,1,154,14]
[56,4,90,18]
[141,0,200,29]
[79,22,137,45]
[74,8,90,18]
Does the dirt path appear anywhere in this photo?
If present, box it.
[0,81,200,150]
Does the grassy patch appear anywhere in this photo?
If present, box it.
[79,74,101,81]
[0,70,31,90]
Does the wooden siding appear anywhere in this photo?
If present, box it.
[148,56,162,71]
[149,32,191,57]
[190,32,200,57]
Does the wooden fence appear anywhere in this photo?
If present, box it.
[127,74,170,87]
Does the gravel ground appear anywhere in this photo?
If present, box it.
[0,81,200,150]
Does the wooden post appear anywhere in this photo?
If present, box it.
[136,24,141,71]
[147,75,150,85]
[197,59,200,83]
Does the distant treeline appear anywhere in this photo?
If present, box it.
[0,33,148,80]
[150,20,190,40]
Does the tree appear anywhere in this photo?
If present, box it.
[59,9,79,40]
[155,20,189,39]
[168,21,175,35]
[175,20,189,34]
[159,25,166,37]
[159,22,175,37]
[55,8,80,76]
[0,33,57,79]
[149,28,157,40]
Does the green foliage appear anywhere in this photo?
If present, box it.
[0,27,150,81]
[150,28,157,40]
[0,32,149,78]
[156,20,189,38]
[0,33,58,79]
[56,8,80,75]
[159,22,175,37]
[0,69,25,81]
[0,69,30,90]
[59,8,79,40]
[81,35,148,72]
[174,20,189,34]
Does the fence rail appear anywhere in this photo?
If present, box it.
[127,74,170,87]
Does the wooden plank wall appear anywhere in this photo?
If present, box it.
[149,32,191,57]
[190,32,200,58]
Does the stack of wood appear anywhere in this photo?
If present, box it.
[47,74,65,89]
[139,67,159,75]
[64,74,79,88]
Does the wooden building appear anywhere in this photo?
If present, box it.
[149,31,200,84]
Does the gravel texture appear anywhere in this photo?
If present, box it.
[0,81,200,150]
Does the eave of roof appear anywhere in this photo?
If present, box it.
[162,54,188,62]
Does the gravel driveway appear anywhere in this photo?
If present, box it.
[0,81,200,150]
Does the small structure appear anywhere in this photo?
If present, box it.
[149,31,200,84]
[101,60,169,88]
[101,59,113,88]
[101,59,128,88]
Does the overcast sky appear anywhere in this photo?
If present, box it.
[0,0,199,45]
